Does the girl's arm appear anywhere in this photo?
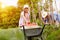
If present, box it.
[21,12,29,22]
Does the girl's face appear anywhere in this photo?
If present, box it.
[24,8,29,13]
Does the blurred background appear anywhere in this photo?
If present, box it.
[0,0,60,28]
[0,0,60,40]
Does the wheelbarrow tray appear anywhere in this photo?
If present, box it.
[20,26,42,37]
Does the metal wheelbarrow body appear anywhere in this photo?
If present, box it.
[21,25,45,40]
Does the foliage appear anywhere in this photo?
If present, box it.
[42,25,60,40]
[46,29,60,40]
[0,6,20,28]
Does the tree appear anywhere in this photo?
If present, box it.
[49,0,54,24]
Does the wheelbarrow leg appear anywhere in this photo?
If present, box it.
[35,37,43,40]
[28,37,32,40]
[40,37,43,40]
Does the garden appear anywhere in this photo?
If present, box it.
[0,0,60,40]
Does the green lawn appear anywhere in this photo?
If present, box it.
[0,28,24,40]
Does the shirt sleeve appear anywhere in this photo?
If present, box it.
[21,12,24,17]
[19,12,24,26]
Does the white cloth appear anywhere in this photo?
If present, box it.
[42,11,48,18]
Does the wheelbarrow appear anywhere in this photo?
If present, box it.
[20,25,45,40]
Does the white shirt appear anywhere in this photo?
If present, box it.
[19,11,30,26]
[42,11,48,18]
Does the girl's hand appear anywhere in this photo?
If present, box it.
[25,22,31,26]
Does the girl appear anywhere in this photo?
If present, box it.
[19,5,30,26]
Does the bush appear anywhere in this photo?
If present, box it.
[42,24,60,40]
[0,28,24,40]
[46,29,60,40]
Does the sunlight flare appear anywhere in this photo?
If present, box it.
[0,0,18,8]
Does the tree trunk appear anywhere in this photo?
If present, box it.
[31,1,36,22]
[38,1,43,24]
[49,0,54,24]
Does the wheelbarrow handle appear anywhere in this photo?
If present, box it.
[22,25,27,40]
[39,24,46,36]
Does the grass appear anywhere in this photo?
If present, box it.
[0,25,60,40]
[46,29,60,40]
[0,28,24,40]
